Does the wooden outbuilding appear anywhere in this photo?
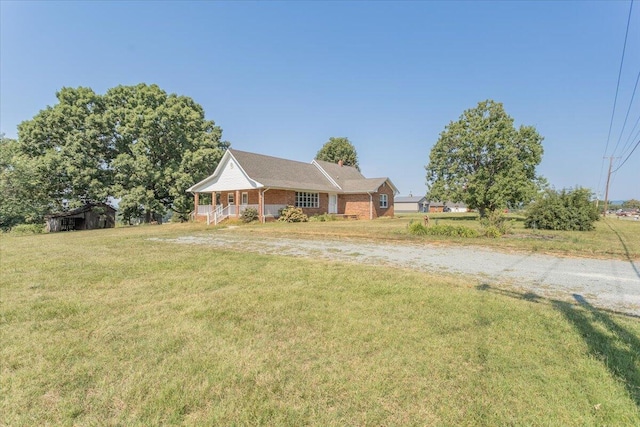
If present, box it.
[45,203,116,232]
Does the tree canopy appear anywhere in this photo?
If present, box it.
[315,137,360,170]
[7,84,227,226]
[0,135,52,230]
[425,100,544,216]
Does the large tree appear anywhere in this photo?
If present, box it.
[105,84,228,222]
[13,84,228,224]
[425,100,544,216]
[315,137,360,170]
[16,87,113,209]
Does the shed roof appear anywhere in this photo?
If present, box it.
[45,203,116,219]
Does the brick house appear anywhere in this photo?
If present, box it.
[188,149,398,224]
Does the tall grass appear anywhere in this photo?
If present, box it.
[1,225,639,425]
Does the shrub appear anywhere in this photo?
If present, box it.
[241,207,259,223]
[479,210,513,237]
[483,225,502,239]
[278,206,308,223]
[407,220,428,235]
[11,223,45,235]
[309,213,339,222]
[407,221,479,238]
[525,187,599,231]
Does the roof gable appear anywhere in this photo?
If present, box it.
[188,150,260,193]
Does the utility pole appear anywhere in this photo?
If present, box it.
[602,156,618,217]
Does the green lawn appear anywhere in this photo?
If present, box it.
[1,224,639,425]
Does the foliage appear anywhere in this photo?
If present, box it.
[315,137,360,170]
[479,210,513,238]
[0,135,52,230]
[525,187,599,231]
[16,87,113,210]
[407,221,479,238]
[309,213,339,222]
[241,207,259,223]
[622,199,640,210]
[425,100,545,217]
[278,206,308,222]
[12,84,228,225]
[10,223,45,235]
[105,84,228,223]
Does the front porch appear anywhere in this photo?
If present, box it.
[193,203,287,225]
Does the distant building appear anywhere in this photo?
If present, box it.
[395,194,428,213]
[425,201,468,213]
[45,203,116,232]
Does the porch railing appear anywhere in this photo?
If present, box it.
[196,203,289,224]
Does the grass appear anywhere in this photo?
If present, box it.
[1,223,640,425]
[236,213,640,260]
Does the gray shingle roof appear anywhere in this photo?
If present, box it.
[230,149,339,192]
[395,196,427,203]
[190,149,396,194]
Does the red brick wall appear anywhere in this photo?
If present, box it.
[374,182,395,218]
[342,182,395,219]
[342,194,371,219]
[262,190,328,216]
[214,186,394,219]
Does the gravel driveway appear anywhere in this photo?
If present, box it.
[153,230,640,316]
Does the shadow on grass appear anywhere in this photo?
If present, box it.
[476,284,640,409]
[605,220,640,280]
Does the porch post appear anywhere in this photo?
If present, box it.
[259,190,264,223]
[235,190,240,218]
[194,192,199,219]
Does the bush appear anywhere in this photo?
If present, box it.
[278,206,308,223]
[407,221,479,238]
[309,213,339,222]
[11,223,45,235]
[525,187,599,231]
[241,207,259,223]
[479,210,513,237]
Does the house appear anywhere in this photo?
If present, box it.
[444,202,468,213]
[45,203,116,232]
[424,201,468,213]
[187,149,398,224]
[394,194,428,213]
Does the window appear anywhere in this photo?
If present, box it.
[241,192,248,205]
[295,192,319,208]
[379,194,388,208]
[227,193,235,204]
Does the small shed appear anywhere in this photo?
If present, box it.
[46,203,116,232]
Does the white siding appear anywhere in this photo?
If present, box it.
[192,154,262,192]
[395,202,419,212]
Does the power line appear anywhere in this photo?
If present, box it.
[619,112,640,157]
[603,0,634,157]
[611,138,640,173]
[612,70,640,157]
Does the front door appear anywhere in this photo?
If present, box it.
[329,194,338,214]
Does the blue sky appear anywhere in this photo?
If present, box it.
[1,1,638,200]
